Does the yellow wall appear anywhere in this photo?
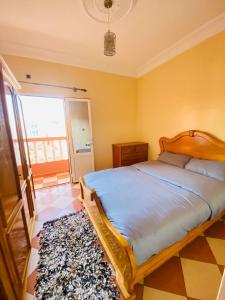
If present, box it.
[3,31,225,168]
[137,31,225,159]
[3,55,137,170]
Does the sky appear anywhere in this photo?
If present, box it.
[20,96,66,138]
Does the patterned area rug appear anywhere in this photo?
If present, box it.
[35,211,120,300]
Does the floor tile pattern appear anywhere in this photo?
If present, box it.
[33,172,70,189]
[26,184,225,300]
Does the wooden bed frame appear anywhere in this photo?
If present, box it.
[80,130,225,299]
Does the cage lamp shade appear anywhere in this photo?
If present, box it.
[104,30,116,56]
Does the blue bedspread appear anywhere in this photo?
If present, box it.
[84,161,225,265]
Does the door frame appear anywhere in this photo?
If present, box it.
[19,94,71,184]
[64,97,94,182]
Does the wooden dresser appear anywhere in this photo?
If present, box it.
[112,142,148,167]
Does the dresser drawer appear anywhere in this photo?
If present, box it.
[122,151,147,161]
[121,144,148,154]
[112,142,148,167]
[121,145,136,154]
[135,144,148,152]
[122,156,147,166]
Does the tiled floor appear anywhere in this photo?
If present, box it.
[33,172,70,189]
[26,184,225,300]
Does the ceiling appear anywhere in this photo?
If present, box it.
[0,0,225,77]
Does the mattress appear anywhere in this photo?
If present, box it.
[84,161,225,265]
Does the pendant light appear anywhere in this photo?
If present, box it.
[104,0,116,56]
[82,0,137,56]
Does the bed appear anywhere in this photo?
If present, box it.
[79,130,225,299]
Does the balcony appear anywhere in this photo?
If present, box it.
[27,136,69,186]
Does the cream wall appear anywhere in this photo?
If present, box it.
[137,31,225,159]
[3,55,137,170]
[3,30,225,168]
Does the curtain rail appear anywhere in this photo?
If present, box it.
[18,80,87,92]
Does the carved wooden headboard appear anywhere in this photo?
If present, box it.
[159,130,225,162]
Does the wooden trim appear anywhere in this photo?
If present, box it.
[0,61,35,299]
[159,130,225,161]
[22,208,36,300]
[0,226,19,299]
[80,130,225,299]
[135,209,225,283]
[6,201,23,233]
[5,205,31,288]
[6,207,26,283]
[0,250,18,300]
[80,177,136,299]
[0,70,22,227]
[0,57,21,90]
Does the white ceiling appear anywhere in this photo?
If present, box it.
[0,0,225,77]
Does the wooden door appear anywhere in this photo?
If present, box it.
[0,75,23,227]
[0,67,31,299]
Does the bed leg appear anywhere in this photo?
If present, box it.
[128,292,136,300]
[120,288,136,300]
[125,288,136,300]
[79,181,84,200]
[116,273,136,300]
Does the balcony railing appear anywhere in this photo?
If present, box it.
[27,136,68,164]
[27,136,69,178]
